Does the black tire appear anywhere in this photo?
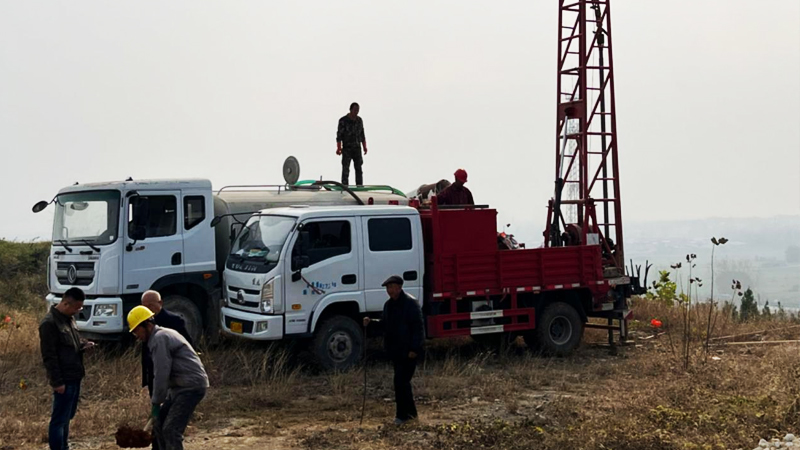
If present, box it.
[163,295,203,345]
[312,315,363,371]
[528,302,583,356]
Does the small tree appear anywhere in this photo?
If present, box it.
[680,253,699,370]
[647,270,677,306]
[777,302,788,321]
[761,301,772,319]
[722,301,738,322]
[739,288,759,322]
[705,237,728,355]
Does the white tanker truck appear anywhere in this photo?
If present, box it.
[32,158,408,342]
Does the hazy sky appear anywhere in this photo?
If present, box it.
[1,1,799,244]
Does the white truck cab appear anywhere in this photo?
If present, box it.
[39,179,217,341]
[221,205,424,369]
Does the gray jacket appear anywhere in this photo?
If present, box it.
[148,326,209,405]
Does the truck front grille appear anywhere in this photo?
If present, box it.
[227,285,260,308]
[56,262,96,286]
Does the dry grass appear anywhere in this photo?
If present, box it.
[2,295,800,449]
[0,308,146,447]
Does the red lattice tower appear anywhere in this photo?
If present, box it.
[545,0,624,274]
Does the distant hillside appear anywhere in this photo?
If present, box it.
[625,216,800,308]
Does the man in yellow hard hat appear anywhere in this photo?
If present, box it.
[128,306,208,450]
[140,291,194,399]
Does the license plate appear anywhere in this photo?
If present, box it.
[230,321,243,334]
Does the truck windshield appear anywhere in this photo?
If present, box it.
[230,215,296,263]
[53,190,121,246]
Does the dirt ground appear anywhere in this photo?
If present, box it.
[10,349,602,450]
[3,313,800,450]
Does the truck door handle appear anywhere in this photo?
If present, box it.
[403,271,418,281]
[171,252,182,265]
[341,274,357,285]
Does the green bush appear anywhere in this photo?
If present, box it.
[0,240,49,311]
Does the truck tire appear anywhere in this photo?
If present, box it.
[163,295,203,345]
[312,315,363,371]
[527,302,583,356]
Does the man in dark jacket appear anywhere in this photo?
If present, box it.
[436,168,474,206]
[39,287,94,450]
[140,290,194,397]
[336,102,368,186]
[363,275,424,425]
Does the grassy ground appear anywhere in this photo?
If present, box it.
[1,240,799,449]
[1,306,799,449]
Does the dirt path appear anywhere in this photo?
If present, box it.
[36,388,571,450]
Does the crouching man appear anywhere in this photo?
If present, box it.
[127,306,209,450]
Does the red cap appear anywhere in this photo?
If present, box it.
[454,169,468,183]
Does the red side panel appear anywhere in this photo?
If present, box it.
[420,204,605,299]
[435,246,603,294]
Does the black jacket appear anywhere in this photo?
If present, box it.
[381,291,425,359]
[336,114,366,148]
[39,306,85,387]
[142,308,194,390]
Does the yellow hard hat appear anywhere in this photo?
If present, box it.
[127,305,154,332]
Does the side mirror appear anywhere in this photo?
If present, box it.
[291,255,310,282]
[128,196,149,242]
[293,255,310,271]
[291,231,311,274]
[229,223,243,243]
[130,225,147,241]
[32,200,50,213]
[291,269,302,282]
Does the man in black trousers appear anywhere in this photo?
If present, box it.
[363,275,424,425]
[336,102,368,186]
[39,287,95,450]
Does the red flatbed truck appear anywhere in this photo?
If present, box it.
[416,196,640,355]
[418,0,649,352]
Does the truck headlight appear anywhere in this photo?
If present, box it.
[260,278,274,313]
[256,322,269,333]
[94,304,118,317]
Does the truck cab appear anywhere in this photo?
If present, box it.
[221,205,424,369]
[41,179,216,342]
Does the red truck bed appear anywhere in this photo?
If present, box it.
[418,203,621,338]
[420,205,608,298]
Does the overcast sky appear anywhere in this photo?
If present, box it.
[1,1,798,244]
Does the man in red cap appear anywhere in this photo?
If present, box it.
[436,169,474,206]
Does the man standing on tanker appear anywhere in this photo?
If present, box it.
[336,102,368,186]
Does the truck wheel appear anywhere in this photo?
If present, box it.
[530,302,583,356]
[163,295,203,345]
[312,315,363,371]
